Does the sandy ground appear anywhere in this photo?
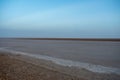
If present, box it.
[0,52,120,80]
[0,53,85,80]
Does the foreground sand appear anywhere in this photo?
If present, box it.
[0,52,120,80]
[0,53,84,80]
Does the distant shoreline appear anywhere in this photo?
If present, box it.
[0,38,120,42]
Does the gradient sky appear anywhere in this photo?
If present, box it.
[0,0,120,38]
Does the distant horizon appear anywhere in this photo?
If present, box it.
[0,37,120,39]
[0,37,120,41]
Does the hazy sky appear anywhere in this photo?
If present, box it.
[0,0,120,38]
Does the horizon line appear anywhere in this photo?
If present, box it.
[0,37,120,42]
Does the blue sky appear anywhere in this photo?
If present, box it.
[0,0,120,38]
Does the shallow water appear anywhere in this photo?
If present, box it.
[0,38,120,68]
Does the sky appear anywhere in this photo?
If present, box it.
[0,0,120,38]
